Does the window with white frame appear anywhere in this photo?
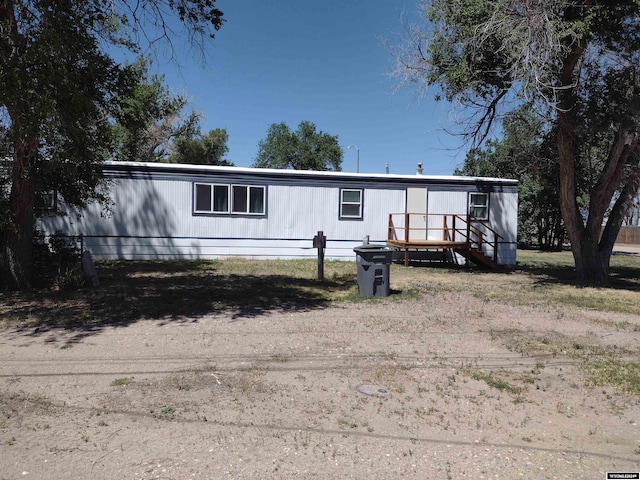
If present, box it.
[469,192,489,220]
[340,188,363,219]
[194,183,229,213]
[232,185,265,214]
[194,183,265,215]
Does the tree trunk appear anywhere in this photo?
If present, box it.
[556,110,595,280]
[557,118,640,285]
[598,171,640,270]
[553,31,631,286]
[0,0,36,290]
[1,139,36,290]
[574,231,609,285]
[556,123,609,284]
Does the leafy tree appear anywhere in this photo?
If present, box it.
[169,128,234,165]
[0,0,224,290]
[111,58,200,163]
[393,0,640,284]
[110,59,232,166]
[253,121,343,171]
[456,108,566,249]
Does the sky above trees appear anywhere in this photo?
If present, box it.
[137,0,468,176]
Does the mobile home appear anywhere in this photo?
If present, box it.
[37,161,518,266]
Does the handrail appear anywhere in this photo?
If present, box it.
[387,213,503,263]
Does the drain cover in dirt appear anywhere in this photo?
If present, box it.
[356,384,389,397]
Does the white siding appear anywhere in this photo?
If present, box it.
[489,192,518,242]
[490,191,518,265]
[76,237,367,260]
[37,163,518,265]
[427,190,468,241]
[40,177,406,260]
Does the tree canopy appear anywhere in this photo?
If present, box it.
[393,0,640,284]
[456,108,566,249]
[170,127,233,166]
[110,58,200,163]
[110,58,232,166]
[253,121,343,171]
[0,0,224,290]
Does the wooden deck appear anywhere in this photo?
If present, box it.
[386,239,469,250]
[386,213,503,269]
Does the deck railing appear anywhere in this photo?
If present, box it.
[387,213,504,262]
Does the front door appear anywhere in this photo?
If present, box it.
[406,187,427,240]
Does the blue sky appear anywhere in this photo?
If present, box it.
[146,0,469,176]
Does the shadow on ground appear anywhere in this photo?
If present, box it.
[515,255,640,291]
[0,260,358,338]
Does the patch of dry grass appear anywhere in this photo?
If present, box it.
[391,250,640,316]
[1,250,639,330]
[490,327,640,397]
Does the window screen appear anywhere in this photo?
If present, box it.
[340,189,363,219]
[469,193,489,220]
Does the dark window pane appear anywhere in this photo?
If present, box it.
[471,206,487,218]
[341,204,361,217]
[342,190,361,203]
[249,187,264,213]
[232,186,248,213]
[195,184,211,211]
[471,193,487,206]
[213,185,229,212]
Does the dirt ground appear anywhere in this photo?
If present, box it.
[1,279,640,479]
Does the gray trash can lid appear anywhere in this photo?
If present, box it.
[353,244,392,253]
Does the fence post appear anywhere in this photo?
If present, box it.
[79,234,84,270]
[315,230,325,281]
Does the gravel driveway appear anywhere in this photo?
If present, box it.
[1,287,639,479]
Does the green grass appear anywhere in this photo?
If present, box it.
[581,356,640,396]
[461,370,523,395]
[160,406,175,416]
[1,250,639,330]
[491,327,640,397]
[111,377,133,387]
[392,250,640,316]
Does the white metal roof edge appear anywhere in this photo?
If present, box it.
[103,160,518,185]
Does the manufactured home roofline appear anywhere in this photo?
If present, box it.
[103,161,518,186]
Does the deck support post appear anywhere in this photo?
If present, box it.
[404,213,410,243]
[452,216,456,242]
[404,213,410,267]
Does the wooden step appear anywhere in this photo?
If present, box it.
[452,247,502,270]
